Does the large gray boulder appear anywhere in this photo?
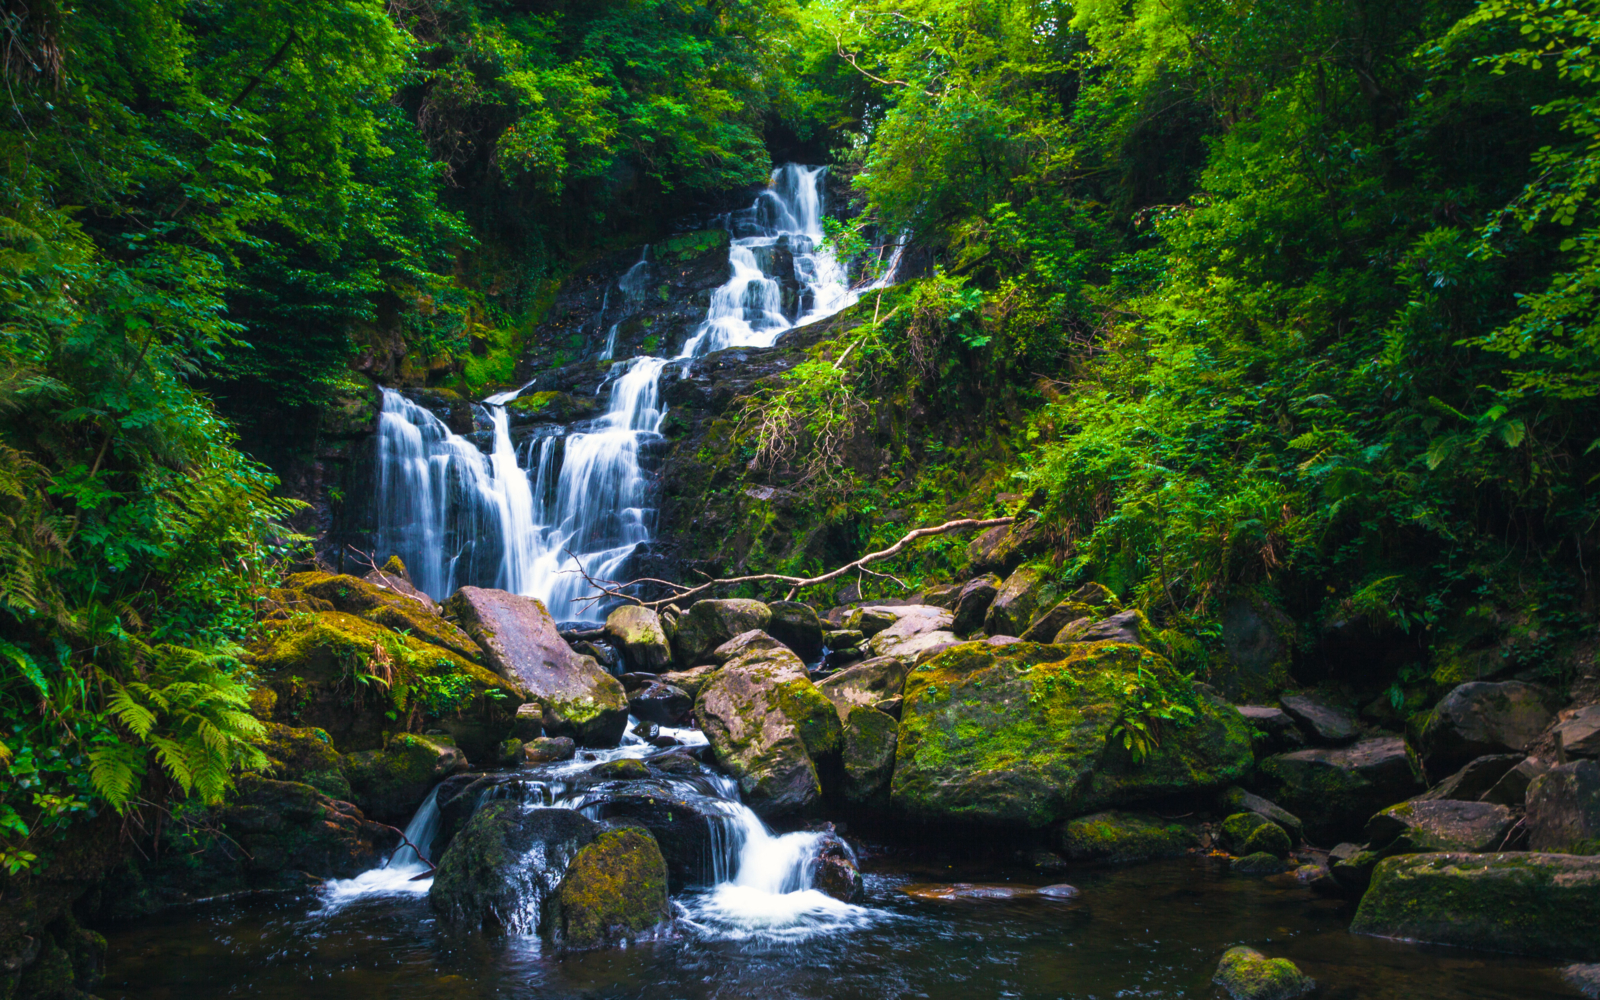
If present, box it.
[429,802,599,930]
[1071,608,1146,646]
[445,587,628,746]
[1417,753,1523,802]
[604,604,671,672]
[1279,693,1358,745]
[1352,852,1600,959]
[765,601,825,662]
[983,566,1049,638]
[816,655,913,721]
[672,599,772,665]
[865,605,957,659]
[1526,759,1600,851]
[1254,737,1424,843]
[951,574,1000,634]
[1417,680,1559,777]
[1365,799,1517,853]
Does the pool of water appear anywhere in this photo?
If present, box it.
[97,854,1579,1000]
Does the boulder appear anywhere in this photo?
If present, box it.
[843,606,898,636]
[255,723,349,799]
[921,583,963,609]
[341,733,467,823]
[1054,811,1198,864]
[1565,964,1600,999]
[1365,799,1517,853]
[866,606,958,659]
[212,775,399,887]
[1526,759,1600,852]
[840,706,898,806]
[1351,852,1600,959]
[1217,786,1304,842]
[1279,693,1358,745]
[1071,608,1147,647]
[951,574,1001,635]
[286,571,479,661]
[672,599,772,665]
[1236,706,1306,756]
[711,629,791,664]
[1482,754,1551,806]
[811,833,863,903]
[429,802,600,930]
[659,664,719,700]
[695,646,841,816]
[444,587,628,746]
[1018,600,1098,643]
[965,519,1041,575]
[363,556,437,613]
[511,702,544,741]
[1213,946,1315,1000]
[525,736,576,762]
[825,628,865,649]
[1232,852,1293,875]
[1254,737,1424,843]
[546,826,670,950]
[579,778,740,887]
[876,629,961,663]
[604,605,671,672]
[1330,845,1383,894]
[983,566,1050,638]
[766,601,825,662]
[1416,753,1522,802]
[1220,813,1290,857]
[1417,680,1559,777]
[1217,596,1295,702]
[892,641,1252,827]
[1555,705,1600,757]
[628,681,692,726]
[816,656,913,722]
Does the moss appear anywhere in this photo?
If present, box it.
[655,228,729,262]
[1221,812,1270,852]
[1213,945,1314,1000]
[841,706,898,805]
[256,722,350,799]
[772,676,843,759]
[590,758,650,780]
[508,390,558,413]
[551,827,670,949]
[341,733,464,821]
[1243,821,1293,858]
[1055,810,1197,863]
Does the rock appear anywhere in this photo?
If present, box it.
[1416,753,1522,802]
[546,826,670,950]
[363,556,437,612]
[1232,852,1293,875]
[843,607,898,637]
[983,566,1050,638]
[1482,754,1550,806]
[1019,600,1098,643]
[284,571,479,660]
[617,672,658,691]
[1217,596,1295,702]
[1279,693,1359,745]
[659,664,719,700]
[525,736,576,762]
[1072,608,1147,646]
[1217,786,1304,842]
[628,681,692,726]
[604,605,671,672]
[511,702,544,741]
[1367,798,1518,853]
[494,738,524,767]
[1236,706,1306,756]
[1220,811,1271,853]
[1555,705,1600,757]
[429,802,600,930]
[866,606,958,659]
[816,655,913,721]
[1330,847,1382,894]
[1351,852,1600,959]
[766,601,825,662]
[672,598,773,665]
[695,646,841,816]
[571,639,616,670]
[840,706,898,805]
[900,883,1078,902]
[1254,737,1424,843]
[227,775,400,882]
[965,519,1042,575]
[921,583,963,609]
[577,778,738,887]
[1054,811,1198,863]
[1526,759,1600,851]
[444,587,629,746]
[1418,680,1559,777]
[341,733,468,823]
[1051,618,1094,643]
[1222,814,1291,857]
[811,835,863,903]
[588,758,651,781]
[892,641,1252,827]
[1564,964,1600,998]
[255,723,350,799]
[1213,945,1315,1000]
[711,629,792,664]
[825,628,865,648]
[875,629,961,663]
[951,574,1001,635]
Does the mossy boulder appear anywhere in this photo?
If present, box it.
[816,655,913,721]
[1243,821,1293,858]
[1019,600,1101,642]
[342,733,468,823]
[951,575,1000,634]
[841,706,898,806]
[1416,680,1559,778]
[659,664,719,699]
[866,605,958,658]
[766,600,825,662]
[445,587,627,746]
[1071,608,1150,647]
[1254,737,1425,843]
[1213,945,1315,1000]
[1220,812,1272,853]
[1054,811,1198,863]
[255,723,350,799]
[1217,786,1304,842]
[283,572,479,660]
[983,565,1051,637]
[1526,760,1600,852]
[891,641,1252,827]
[429,802,600,930]
[604,604,671,672]
[546,826,671,950]
[1351,852,1600,959]
[1365,798,1517,854]
[672,598,772,665]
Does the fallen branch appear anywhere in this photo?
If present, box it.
[566,517,1015,611]
[380,823,437,875]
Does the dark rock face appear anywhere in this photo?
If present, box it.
[951,574,1001,635]
[1352,852,1600,959]
[766,601,825,662]
[1054,811,1198,864]
[839,706,898,805]
[1217,597,1295,703]
[1526,759,1600,851]
[429,802,600,930]
[1417,754,1523,802]
[1417,680,1559,777]
[1482,755,1551,806]
[1555,705,1600,757]
[1365,799,1517,853]
[1254,737,1425,843]
[1236,706,1306,756]
[673,599,773,666]
[1019,600,1091,643]
[628,681,692,726]
[983,566,1049,638]
[341,733,468,824]
[1279,693,1359,745]
[546,826,671,950]
[1218,786,1304,841]
[810,834,863,903]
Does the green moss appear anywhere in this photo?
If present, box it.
[552,827,670,949]
[773,676,843,759]
[1055,810,1197,863]
[1243,821,1293,858]
[655,228,729,262]
[1213,945,1313,999]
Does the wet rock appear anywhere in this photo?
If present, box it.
[582,779,734,887]
[1482,754,1550,806]
[1351,852,1600,959]
[892,641,1252,827]
[983,566,1049,638]
[604,604,671,672]
[900,882,1077,902]
[1254,737,1424,843]
[711,629,792,664]
[1279,693,1359,745]
[1072,608,1147,647]
[628,681,692,726]
[511,702,544,741]
[1526,759,1600,851]
[494,738,525,767]
[843,606,898,637]
[1554,705,1600,757]
[1054,811,1198,863]
[1564,964,1600,998]
[1217,786,1304,842]
[866,606,957,659]
[811,835,863,903]
[429,802,600,930]
[1367,799,1516,853]
[1018,599,1097,643]
[825,628,865,649]
[1221,813,1292,858]
[1330,845,1382,894]
[766,601,825,662]
[1213,945,1315,1000]
[445,587,628,746]
[816,655,913,721]
[921,582,962,609]
[616,672,657,691]
[255,723,350,799]
[546,826,671,950]
[1417,680,1559,777]
[672,598,772,665]
[840,706,898,806]
[1236,706,1306,756]
[951,575,1001,635]
[659,664,719,700]
[588,758,651,781]
[341,733,468,823]
[525,737,576,762]
[571,639,616,670]
[1232,852,1294,875]
[1416,753,1522,802]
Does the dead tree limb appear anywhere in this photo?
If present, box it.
[564,517,1015,611]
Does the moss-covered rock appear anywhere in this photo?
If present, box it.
[341,733,467,823]
[1220,812,1271,853]
[1525,759,1600,852]
[429,802,600,930]
[283,573,476,663]
[767,600,825,662]
[1232,852,1293,875]
[1243,821,1293,858]
[604,604,671,671]
[841,706,898,806]
[1217,786,1304,842]
[547,827,670,950]
[1416,680,1559,778]
[256,723,350,799]
[983,565,1051,637]
[891,641,1252,826]
[1365,799,1517,854]
[1054,811,1198,863]
[1213,945,1315,1000]
[816,655,913,721]
[1253,737,1425,843]
[659,664,719,699]
[672,598,773,665]
[1351,852,1600,958]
